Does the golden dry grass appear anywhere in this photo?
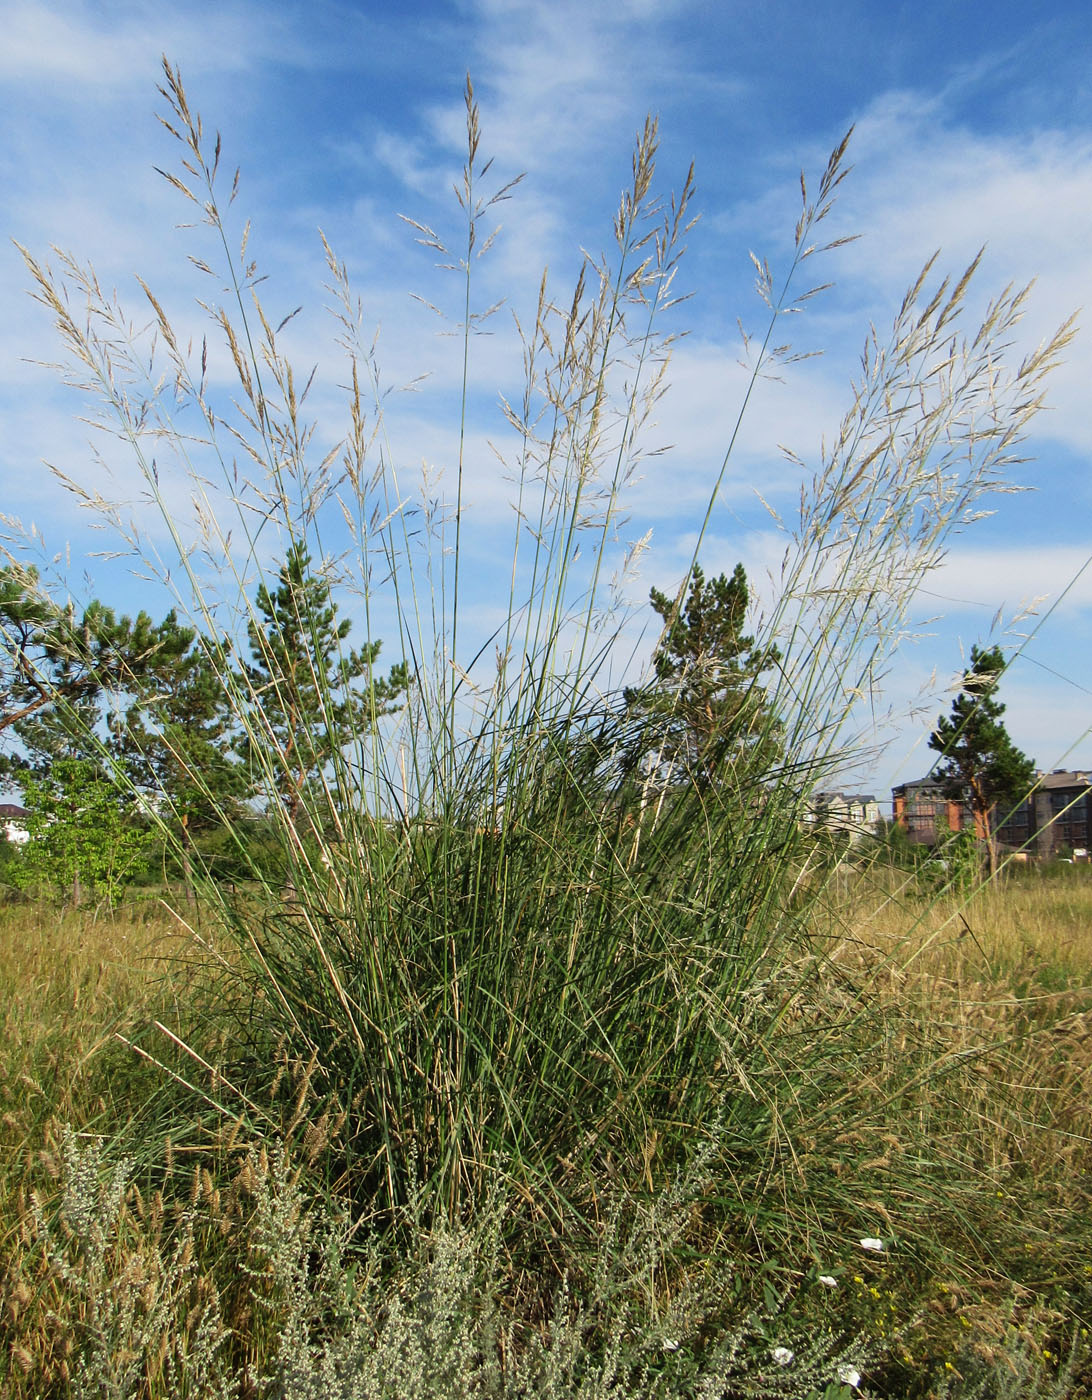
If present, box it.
[826,868,1092,1244]
[0,903,188,1248]
[1,902,179,1110]
[825,862,1092,977]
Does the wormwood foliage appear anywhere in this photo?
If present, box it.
[3,55,1085,1400]
[16,1128,877,1400]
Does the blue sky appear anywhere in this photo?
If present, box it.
[2,0,1091,806]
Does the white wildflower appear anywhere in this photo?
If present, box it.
[770,1346,794,1366]
[837,1363,862,1388]
[859,1236,885,1252]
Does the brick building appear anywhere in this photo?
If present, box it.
[1032,770,1091,858]
[892,770,1089,859]
[891,778,968,846]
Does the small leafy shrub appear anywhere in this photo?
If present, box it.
[12,760,154,908]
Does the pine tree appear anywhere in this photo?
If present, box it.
[113,611,247,902]
[929,644,1035,875]
[627,563,781,788]
[0,564,144,744]
[1,564,181,799]
[241,544,409,825]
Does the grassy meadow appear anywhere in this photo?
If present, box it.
[1,867,1089,1398]
[2,62,1090,1398]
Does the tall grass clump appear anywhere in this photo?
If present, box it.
[6,58,1086,1394]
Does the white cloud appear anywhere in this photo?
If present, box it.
[0,0,300,87]
[626,338,853,520]
[404,0,693,216]
[701,86,1092,461]
[0,1,165,85]
[920,544,1092,621]
[373,130,452,198]
[833,100,1092,453]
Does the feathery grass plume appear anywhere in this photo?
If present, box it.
[9,55,1085,1388]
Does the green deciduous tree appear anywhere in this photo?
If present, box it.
[240,543,410,825]
[2,569,251,899]
[627,563,782,788]
[12,757,153,907]
[929,643,1036,875]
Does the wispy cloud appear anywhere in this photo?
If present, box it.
[921,545,1092,622]
[0,0,285,86]
[834,95,1091,450]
